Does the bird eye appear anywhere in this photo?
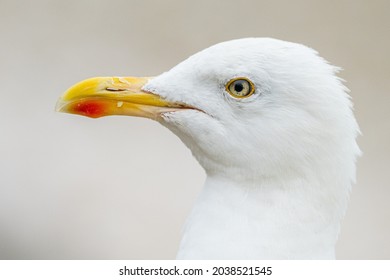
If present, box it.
[226,78,255,98]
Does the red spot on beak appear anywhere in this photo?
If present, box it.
[72,100,107,118]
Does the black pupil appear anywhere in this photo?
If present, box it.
[234,82,244,92]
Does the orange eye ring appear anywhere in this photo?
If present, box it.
[226,77,255,98]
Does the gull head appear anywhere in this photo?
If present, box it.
[57,38,360,184]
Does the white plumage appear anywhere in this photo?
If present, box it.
[143,38,360,259]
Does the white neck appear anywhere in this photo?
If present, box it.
[177,174,342,259]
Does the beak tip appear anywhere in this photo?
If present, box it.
[55,99,65,113]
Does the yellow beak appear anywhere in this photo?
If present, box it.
[56,77,186,119]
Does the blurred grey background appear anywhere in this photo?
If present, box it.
[0,0,389,259]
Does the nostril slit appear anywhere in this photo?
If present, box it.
[106,87,127,92]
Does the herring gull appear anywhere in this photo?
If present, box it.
[56,38,360,259]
